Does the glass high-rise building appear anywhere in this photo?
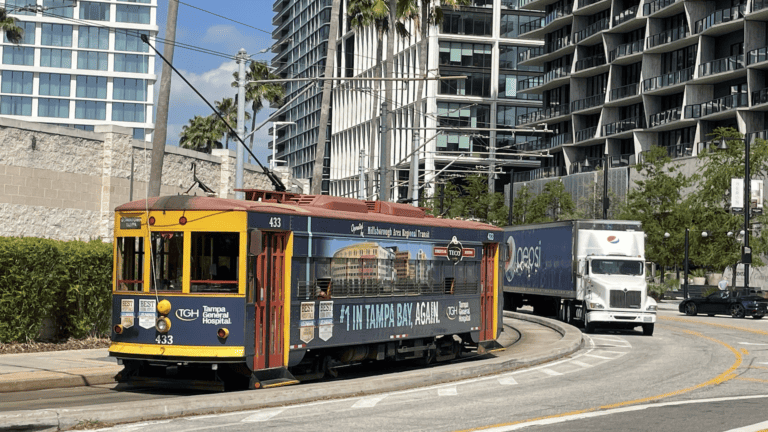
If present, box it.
[0,0,157,141]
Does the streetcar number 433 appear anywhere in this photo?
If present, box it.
[156,335,173,345]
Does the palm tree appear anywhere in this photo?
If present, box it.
[0,8,24,44]
[179,115,223,154]
[213,97,250,150]
[231,61,285,151]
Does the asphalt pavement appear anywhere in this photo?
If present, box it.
[0,311,585,430]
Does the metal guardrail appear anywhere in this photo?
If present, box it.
[609,40,643,62]
[748,46,768,65]
[646,26,688,49]
[643,0,677,16]
[575,53,606,71]
[571,93,605,112]
[573,18,609,43]
[610,82,639,101]
[642,66,693,92]
[649,106,682,127]
[575,126,598,142]
[684,93,747,118]
[698,54,744,76]
[695,5,744,33]
[603,116,644,136]
[614,4,638,26]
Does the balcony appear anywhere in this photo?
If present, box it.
[663,143,692,158]
[649,106,682,127]
[577,0,604,8]
[515,132,572,151]
[575,126,599,142]
[695,5,744,33]
[753,87,768,105]
[519,19,543,35]
[614,5,639,26]
[542,65,570,84]
[575,53,606,72]
[698,54,744,77]
[550,132,573,146]
[545,36,572,54]
[643,0,677,16]
[517,105,570,125]
[684,93,747,118]
[646,26,688,50]
[518,76,544,91]
[573,18,609,43]
[609,40,643,62]
[518,47,545,64]
[754,0,768,13]
[610,83,639,101]
[748,46,768,65]
[513,166,565,182]
[642,67,694,92]
[571,93,605,112]
[603,117,645,136]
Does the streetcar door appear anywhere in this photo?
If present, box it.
[254,231,288,370]
[480,243,497,341]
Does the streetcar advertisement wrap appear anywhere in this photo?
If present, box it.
[502,224,575,294]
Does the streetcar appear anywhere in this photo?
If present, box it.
[110,190,503,390]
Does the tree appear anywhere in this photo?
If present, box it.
[510,183,536,225]
[213,97,250,150]
[0,8,24,44]
[231,61,285,153]
[421,175,507,225]
[178,115,222,153]
[617,145,698,280]
[528,180,577,223]
[692,127,768,277]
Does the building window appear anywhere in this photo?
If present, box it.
[112,102,145,122]
[438,42,492,67]
[76,75,107,98]
[43,0,75,18]
[4,21,35,44]
[79,1,110,21]
[77,51,108,70]
[75,100,105,119]
[499,73,541,100]
[74,124,94,131]
[38,98,70,118]
[78,26,109,49]
[1,71,33,94]
[5,0,35,16]
[113,78,146,101]
[39,73,71,96]
[41,24,73,47]
[133,128,144,140]
[441,11,493,36]
[40,48,72,68]
[439,69,491,97]
[118,0,151,3]
[116,4,150,24]
[115,30,149,52]
[0,96,32,116]
[114,54,149,73]
[2,47,33,65]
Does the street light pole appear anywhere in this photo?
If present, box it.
[603,148,609,219]
[683,228,690,300]
[235,48,247,200]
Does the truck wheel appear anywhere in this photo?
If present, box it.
[565,302,575,325]
[642,324,654,336]
[584,318,595,334]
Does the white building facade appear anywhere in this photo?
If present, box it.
[328,0,545,201]
[0,0,157,141]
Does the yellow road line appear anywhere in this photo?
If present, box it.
[660,316,768,335]
[455,324,743,432]
[749,365,768,371]
[737,377,768,384]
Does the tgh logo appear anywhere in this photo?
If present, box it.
[175,308,200,321]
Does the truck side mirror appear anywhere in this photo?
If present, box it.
[249,229,263,256]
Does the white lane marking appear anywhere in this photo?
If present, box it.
[584,353,617,360]
[498,376,518,385]
[241,408,286,422]
[588,336,627,343]
[571,360,593,368]
[478,395,768,431]
[601,350,628,355]
[438,386,458,396]
[724,420,768,432]
[540,368,563,376]
[739,342,768,346]
[92,420,172,431]
[352,395,387,408]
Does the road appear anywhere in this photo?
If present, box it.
[76,309,768,432]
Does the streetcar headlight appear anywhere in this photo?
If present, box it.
[113,324,124,334]
[156,316,172,333]
[217,328,229,339]
[157,299,171,315]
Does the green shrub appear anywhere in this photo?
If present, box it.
[663,277,680,291]
[647,283,665,301]
[0,237,112,343]
[690,268,707,278]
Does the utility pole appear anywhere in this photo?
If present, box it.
[603,150,609,219]
[235,48,247,200]
[147,0,178,197]
[379,101,388,201]
[358,149,365,200]
[409,126,419,206]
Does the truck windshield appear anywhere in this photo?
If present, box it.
[591,260,643,276]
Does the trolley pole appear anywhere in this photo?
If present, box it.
[379,101,388,201]
[235,48,247,200]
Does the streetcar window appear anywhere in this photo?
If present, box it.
[151,232,183,292]
[116,237,144,291]
[190,232,239,293]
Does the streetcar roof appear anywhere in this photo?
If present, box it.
[116,195,501,231]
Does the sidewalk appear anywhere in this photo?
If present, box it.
[0,312,582,430]
[656,299,681,311]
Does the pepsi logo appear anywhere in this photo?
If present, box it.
[607,236,619,244]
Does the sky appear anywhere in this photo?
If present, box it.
[154,0,279,164]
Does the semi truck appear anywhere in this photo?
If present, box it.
[502,220,657,335]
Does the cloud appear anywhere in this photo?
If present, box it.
[168,60,238,106]
[200,25,272,58]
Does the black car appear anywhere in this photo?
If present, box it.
[679,291,768,319]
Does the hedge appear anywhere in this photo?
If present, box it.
[0,237,112,343]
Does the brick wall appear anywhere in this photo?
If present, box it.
[0,118,306,241]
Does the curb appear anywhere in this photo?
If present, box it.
[0,366,123,393]
[0,314,583,430]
